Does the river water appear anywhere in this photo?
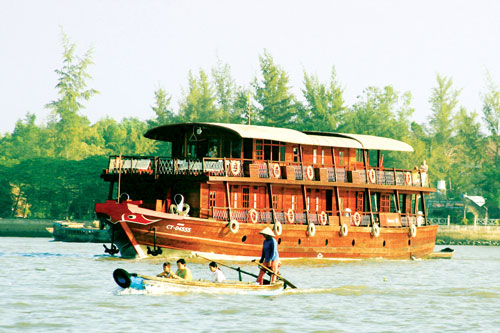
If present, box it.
[1,237,499,332]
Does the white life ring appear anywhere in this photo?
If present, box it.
[230,160,241,176]
[371,223,380,238]
[368,169,376,183]
[353,212,362,226]
[229,219,239,234]
[249,209,258,223]
[405,172,412,185]
[409,223,417,238]
[272,163,281,178]
[273,221,283,236]
[307,222,316,237]
[319,211,328,225]
[306,166,314,180]
[340,223,348,237]
[286,208,295,224]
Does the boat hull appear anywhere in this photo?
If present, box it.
[113,268,285,295]
[97,201,438,260]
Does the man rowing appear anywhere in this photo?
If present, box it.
[257,227,280,284]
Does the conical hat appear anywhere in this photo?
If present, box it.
[259,227,275,237]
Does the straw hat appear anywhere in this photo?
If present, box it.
[259,227,275,237]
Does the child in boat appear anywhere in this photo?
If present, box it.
[157,262,173,278]
[257,227,280,284]
[171,258,193,281]
[209,262,226,282]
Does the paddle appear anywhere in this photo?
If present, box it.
[196,254,259,280]
[252,260,298,289]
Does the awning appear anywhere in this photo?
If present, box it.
[145,122,413,152]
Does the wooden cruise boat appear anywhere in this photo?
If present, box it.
[95,122,437,260]
[112,268,285,295]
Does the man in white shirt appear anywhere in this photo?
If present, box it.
[209,262,226,282]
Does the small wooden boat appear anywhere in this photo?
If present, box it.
[53,221,111,243]
[425,247,455,259]
[113,268,286,295]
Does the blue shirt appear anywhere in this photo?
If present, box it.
[261,238,279,263]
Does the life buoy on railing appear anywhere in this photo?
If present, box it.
[307,222,316,237]
[409,223,417,238]
[272,163,281,178]
[368,169,376,184]
[404,172,412,185]
[371,223,380,238]
[340,223,348,237]
[274,221,282,236]
[319,211,328,225]
[353,212,362,226]
[306,166,314,180]
[230,160,241,176]
[229,219,239,234]
[286,208,295,223]
[249,209,258,223]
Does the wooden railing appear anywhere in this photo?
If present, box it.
[104,155,431,188]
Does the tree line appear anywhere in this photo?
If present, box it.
[0,33,498,220]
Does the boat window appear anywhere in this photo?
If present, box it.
[356,192,364,212]
[293,147,299,162]
[209,191,216,208]
[242,187,250,208]
[380,194,391,212]
[338,151,345,166]
[356,149,364,163]
[280,146,286,162]
[313,149,317,164]
[255,140,263,160]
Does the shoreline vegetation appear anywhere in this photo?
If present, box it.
[0,32,498,222]
[2,219,500,246]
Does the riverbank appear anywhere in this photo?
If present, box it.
[436,225,500,246]
[0,218,94,238]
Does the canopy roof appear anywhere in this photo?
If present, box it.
[145,122,413,152]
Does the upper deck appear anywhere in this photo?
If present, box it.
[101,122,433,192]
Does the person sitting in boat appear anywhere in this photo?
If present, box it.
[171,258,193,281]
[257,227,280,285]
[209,262,226,282]
[157,262,173,278]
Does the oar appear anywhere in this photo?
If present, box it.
[196,254,259,280]
[252,260,298,289]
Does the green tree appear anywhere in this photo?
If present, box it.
[481,74,500,212]
[253,51,298,127]
[426,75,460,186]
[0,165,13,217]
[299,67,345,131]
[45,30,99,160]
[449,108,484,195]
[149,87,175,128]
[178,70,218,122]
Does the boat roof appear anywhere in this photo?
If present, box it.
[145,122,413,152]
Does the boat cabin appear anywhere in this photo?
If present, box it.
[101,122,433,228]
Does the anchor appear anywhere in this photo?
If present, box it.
[147,227,163,256]
[103,224,119,255]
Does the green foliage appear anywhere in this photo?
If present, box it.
[45,29,99,160]
[299,67,345,131]
[178,70,219,122]
[253,51,298,127]
[0,165,13,217]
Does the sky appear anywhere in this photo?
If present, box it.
[1,0,500,135]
